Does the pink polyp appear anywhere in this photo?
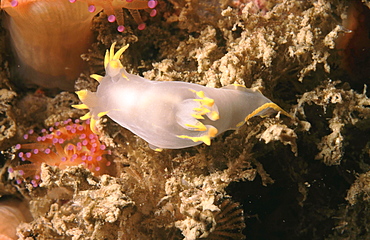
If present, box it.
[148,0,158,9]
[31,180,38,187]
[23,134,28,140]
[117,25,125,32]
[150,9,157,17]
[25,152,31,158]
[69,0,76,3]
[71,154,77,161]
[138,23,146,30]
[108,15,116,23]
[15,144,21,150]
[10,0,18,7]
[88,5,96,13]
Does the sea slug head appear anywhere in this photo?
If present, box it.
[104,42,129,78]
[72,42,130,133]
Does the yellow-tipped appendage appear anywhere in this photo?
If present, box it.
[71,90,89,110]
[75,89,88,101]
[104,42,129,69]
[176,89,220,145]
[244,102,292,122]
[90,74,103,82]
[184,122,207,132]
[80,112,91,121]
[177,126,218,146]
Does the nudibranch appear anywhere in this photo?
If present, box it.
[8,119,111,187]
[69,0,159,32]
[73,43,290,150]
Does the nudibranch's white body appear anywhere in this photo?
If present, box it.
[73,43,289,149]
